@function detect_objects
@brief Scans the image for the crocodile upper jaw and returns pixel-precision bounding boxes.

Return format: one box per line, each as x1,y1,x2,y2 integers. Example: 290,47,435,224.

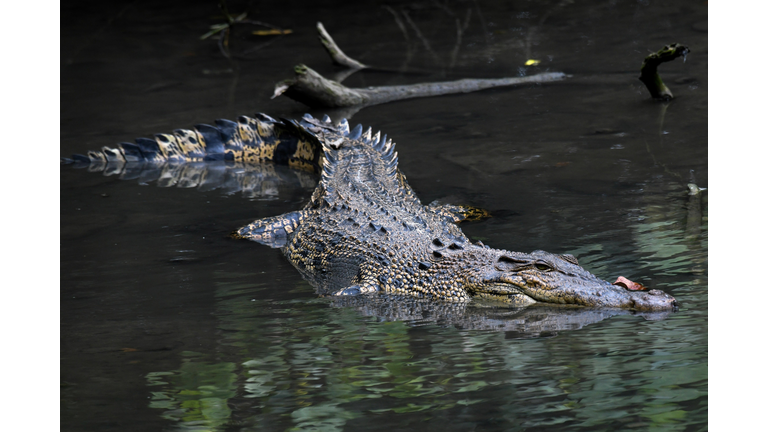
513,279,679,311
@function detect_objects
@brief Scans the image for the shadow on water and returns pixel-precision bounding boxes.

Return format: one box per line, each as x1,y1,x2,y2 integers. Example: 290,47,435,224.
61,0,706,431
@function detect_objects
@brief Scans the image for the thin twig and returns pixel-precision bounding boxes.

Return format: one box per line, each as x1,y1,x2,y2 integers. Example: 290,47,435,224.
383,5,410,43
449,9,472,68
382,6,414,73
239,35,285,56
401,9,443,67
218,26,230,59
472,0,490,43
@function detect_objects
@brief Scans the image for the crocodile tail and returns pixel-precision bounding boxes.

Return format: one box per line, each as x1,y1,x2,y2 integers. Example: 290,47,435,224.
67,113,324,173
233,210,308,248
302,115,418,209
313,116,399,179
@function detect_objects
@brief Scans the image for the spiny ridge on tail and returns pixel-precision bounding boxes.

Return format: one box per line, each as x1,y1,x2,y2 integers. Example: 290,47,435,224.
298,114,399,185
65,113,325,174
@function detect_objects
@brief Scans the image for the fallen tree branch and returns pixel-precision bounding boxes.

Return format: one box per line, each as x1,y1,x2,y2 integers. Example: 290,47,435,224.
639,43,690,100
316,22,368,69
315,20,462,80
273,64,567,108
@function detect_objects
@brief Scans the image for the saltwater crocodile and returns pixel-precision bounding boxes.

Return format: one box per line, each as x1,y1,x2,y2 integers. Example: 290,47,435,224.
66,113,677,311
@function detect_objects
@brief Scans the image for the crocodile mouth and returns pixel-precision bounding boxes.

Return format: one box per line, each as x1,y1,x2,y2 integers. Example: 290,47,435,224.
519,281,679,311
621,288,679,311
483,278,678,311
470,284,538,306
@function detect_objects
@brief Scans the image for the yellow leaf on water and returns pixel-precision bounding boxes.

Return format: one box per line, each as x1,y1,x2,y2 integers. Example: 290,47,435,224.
525,59,541,66
253,29,293,36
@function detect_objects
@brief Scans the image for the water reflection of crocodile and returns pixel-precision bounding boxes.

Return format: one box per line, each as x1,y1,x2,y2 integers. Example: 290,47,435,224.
330,294,672,336
65,113,677,312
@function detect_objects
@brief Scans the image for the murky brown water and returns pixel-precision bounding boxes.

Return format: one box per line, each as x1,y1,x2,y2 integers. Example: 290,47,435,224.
61,1,707,430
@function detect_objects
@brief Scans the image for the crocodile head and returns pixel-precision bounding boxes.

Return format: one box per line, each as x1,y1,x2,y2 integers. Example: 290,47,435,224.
466,248,677,311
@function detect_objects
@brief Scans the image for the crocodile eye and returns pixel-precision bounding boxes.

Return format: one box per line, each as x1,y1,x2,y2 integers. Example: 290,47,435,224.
535,262,552,271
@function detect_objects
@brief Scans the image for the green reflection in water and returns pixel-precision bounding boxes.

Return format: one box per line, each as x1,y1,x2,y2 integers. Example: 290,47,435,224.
146,292,706,431
147,352,237,431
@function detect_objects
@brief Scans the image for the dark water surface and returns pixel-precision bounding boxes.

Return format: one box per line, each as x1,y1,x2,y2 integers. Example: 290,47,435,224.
61,1,707,430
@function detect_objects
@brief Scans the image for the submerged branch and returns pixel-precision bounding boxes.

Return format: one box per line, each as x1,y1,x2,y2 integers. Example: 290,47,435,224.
639,43,690,100
273,64,567,108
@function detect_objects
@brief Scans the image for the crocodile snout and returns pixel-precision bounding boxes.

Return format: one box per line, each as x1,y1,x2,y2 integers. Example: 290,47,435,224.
628,288,678,311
